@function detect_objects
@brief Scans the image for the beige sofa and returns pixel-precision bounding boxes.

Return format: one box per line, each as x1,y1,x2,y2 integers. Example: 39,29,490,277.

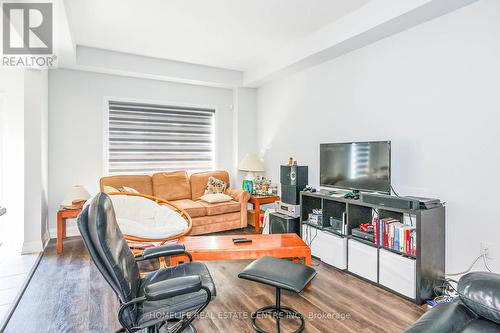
100,170,250,235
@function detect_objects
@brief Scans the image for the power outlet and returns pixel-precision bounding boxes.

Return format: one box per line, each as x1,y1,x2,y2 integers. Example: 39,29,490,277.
481,242,493,259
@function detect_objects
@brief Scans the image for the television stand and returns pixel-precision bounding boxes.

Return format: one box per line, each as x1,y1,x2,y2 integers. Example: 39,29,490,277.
300,189,445,305
325,189,344,196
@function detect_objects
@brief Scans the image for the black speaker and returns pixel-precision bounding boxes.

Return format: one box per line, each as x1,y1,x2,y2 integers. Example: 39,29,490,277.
280,165,308,187
281,184,301,205
361,193,420,210
269,212,300,236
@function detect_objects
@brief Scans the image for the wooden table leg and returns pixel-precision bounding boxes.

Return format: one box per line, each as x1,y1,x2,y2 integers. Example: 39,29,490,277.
254,201,261,233
57,212,64,255
304,254,312,266
159,257,167,269
169,255,189,267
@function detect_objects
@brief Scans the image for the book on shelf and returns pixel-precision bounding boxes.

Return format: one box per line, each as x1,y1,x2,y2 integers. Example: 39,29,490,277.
372,216,379,245
371,216,416,256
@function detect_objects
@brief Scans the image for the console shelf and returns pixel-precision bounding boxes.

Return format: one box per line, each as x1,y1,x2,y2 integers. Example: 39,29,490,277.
348,235,377,248
300,190,445,305
380,245,417,259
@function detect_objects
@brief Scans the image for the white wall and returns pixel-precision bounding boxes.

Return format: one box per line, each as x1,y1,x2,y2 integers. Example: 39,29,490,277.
233,87,258,186
23,69,49,253
75,46,244,88
0,68,48,254
48,69,235,236
0,69,25,253
257,0,500,274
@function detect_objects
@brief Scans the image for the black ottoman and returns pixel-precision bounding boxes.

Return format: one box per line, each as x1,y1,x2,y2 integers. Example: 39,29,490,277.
238,256,317,333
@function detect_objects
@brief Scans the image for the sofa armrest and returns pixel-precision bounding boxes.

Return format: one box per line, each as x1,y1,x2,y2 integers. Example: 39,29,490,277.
226,188,251,203
404,299,477,333
226,188,250,228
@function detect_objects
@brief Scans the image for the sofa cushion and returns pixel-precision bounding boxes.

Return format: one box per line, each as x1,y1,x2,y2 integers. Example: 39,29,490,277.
100,175,153,196
196,199,240,216
191,212,241,227
152,171,191,201
190,170,230,200
189,212,241,235
170,199,206,218
458,272,500,325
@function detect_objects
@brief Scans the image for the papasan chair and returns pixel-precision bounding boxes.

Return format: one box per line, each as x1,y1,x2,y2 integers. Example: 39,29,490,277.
106,192,192,256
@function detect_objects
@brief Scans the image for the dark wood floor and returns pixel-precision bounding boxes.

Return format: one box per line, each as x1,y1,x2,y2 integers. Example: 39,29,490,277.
5,235,423,333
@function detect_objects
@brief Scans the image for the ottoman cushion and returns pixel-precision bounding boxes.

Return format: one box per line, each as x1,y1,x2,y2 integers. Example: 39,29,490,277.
238,256,316,293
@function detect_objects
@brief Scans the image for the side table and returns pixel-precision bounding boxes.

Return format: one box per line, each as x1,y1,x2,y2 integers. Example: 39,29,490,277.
57,208,82,254
249,195,280,233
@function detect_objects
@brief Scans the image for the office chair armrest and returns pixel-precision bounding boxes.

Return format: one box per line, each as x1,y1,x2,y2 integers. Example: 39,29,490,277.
136,244,192,261
144,276,202,301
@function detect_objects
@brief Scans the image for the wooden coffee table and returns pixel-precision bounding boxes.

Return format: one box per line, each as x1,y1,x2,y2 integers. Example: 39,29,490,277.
171,233,311,267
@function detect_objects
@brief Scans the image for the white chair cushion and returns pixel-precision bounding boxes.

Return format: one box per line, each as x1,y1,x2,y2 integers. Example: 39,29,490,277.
110,195,188,239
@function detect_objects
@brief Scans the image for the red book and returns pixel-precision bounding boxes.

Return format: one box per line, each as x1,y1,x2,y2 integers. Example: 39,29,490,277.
373,217,379,245
405,229,411,254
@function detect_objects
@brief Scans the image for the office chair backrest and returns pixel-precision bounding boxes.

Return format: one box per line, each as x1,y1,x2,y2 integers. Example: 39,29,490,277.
78,193,140,328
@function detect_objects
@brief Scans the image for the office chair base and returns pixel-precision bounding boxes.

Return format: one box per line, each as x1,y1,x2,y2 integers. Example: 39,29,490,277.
157,323,196,333
185,323,196,333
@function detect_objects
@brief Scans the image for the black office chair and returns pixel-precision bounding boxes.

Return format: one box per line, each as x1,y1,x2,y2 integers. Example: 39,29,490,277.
77,193,216,333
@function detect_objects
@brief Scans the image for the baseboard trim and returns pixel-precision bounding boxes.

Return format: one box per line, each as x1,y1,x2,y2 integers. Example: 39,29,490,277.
42,232,50,250
21,240,43,254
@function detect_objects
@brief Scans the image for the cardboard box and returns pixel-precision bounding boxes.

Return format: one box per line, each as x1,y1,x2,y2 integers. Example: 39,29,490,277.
247,209,264,227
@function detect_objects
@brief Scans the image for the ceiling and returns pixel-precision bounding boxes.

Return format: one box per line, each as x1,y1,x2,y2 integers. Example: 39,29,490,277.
64,0,370,72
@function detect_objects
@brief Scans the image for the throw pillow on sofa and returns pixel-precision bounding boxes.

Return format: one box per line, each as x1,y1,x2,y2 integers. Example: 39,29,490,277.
121,186,139,193
200,193,233,203
103,185,139,194
103,185,119,193
204,176,227,194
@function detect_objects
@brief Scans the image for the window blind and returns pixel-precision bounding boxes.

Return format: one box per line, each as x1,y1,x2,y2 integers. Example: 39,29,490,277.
107,100,215,175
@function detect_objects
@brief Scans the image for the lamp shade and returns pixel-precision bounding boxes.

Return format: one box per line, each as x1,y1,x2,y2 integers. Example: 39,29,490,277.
61,185,91,206
238,153,265,172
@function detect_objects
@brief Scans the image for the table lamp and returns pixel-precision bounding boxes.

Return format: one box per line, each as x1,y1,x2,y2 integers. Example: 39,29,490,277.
61,185,91,209
238,153,265,180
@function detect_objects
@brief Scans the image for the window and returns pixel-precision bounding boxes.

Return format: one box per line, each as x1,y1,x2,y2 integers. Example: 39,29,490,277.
106,100,215,175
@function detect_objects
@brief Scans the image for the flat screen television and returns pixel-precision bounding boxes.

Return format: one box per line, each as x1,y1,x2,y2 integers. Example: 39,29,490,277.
320,141,391,193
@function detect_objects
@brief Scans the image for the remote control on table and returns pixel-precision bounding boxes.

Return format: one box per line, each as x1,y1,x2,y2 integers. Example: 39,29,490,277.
232,238,252,244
